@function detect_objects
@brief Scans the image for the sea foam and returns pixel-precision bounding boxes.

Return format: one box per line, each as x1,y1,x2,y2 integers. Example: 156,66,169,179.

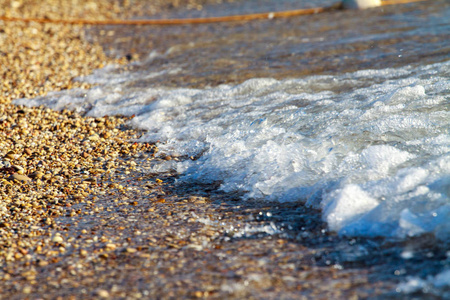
14,60,450,239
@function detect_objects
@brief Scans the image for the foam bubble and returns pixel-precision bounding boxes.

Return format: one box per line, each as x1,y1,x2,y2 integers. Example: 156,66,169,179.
322,184,379,231
397,269,450,294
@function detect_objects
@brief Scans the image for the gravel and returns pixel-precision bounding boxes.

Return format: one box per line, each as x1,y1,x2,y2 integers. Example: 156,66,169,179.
1,1,445,299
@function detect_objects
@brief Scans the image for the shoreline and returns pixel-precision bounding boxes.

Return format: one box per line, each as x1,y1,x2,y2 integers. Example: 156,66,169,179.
1,1,448,299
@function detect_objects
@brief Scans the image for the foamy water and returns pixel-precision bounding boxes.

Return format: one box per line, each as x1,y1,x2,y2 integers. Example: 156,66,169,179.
14,59,450,240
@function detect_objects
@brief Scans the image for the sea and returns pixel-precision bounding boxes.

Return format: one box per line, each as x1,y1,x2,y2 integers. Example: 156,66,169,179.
14,0,449,294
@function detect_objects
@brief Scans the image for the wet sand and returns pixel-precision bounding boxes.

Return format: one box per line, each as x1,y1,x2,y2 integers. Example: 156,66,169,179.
1,1,449,299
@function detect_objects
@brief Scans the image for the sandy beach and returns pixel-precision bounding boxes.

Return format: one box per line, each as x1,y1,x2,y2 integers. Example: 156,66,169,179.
1,1,449,299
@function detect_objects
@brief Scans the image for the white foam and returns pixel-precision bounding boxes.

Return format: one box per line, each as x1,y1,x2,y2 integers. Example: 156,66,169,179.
322,184,379,232
397,269,450,294
14,60,450,240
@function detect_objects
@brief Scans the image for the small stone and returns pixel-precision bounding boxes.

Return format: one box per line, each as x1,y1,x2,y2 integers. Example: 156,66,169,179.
22,286,32,294
194,291,203,298
9,173,32,183
105,243,117,250
52,235,63,243
96,289,110,298
1,160,11,168
87,134,100,141
106,243,116,250
4,151,16,160
38,260,49,267
0,222,10,228
12,165,25,174
29,171,44,179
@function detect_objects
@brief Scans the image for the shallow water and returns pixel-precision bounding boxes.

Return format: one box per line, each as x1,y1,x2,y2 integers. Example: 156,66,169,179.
86,0,450,87
14,0,450,295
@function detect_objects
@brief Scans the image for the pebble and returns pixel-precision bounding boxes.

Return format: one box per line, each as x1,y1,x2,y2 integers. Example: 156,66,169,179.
12,165,25,174
22,286,32,294
87,134,100,141
29,171,44,179
4,151,16,160
0,160,7,168
125,247,137,253
96,289,110,298
8,173,32,183
52,235,63,243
